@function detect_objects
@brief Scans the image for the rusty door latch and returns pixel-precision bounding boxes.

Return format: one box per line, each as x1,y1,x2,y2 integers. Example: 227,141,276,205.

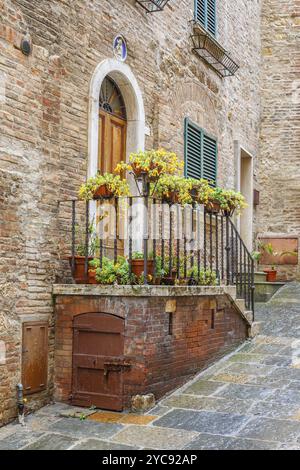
103,361,131,378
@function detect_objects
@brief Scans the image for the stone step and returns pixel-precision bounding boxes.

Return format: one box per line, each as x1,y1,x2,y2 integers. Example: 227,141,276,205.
235,298,246,312
254,281,285,303
243,310,254,323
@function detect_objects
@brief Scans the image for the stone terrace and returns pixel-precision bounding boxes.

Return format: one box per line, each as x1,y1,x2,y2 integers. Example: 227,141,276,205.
1,282,300,450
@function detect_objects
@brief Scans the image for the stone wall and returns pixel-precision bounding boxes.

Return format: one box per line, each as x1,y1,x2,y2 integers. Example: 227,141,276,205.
257,0,300,280
0,0,261,424
53,286,249,408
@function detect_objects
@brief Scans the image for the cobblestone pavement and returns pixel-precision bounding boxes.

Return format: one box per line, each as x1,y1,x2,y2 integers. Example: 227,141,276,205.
1,283,300,450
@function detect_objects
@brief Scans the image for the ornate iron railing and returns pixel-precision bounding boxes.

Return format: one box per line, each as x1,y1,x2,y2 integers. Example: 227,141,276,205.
136,0,171,13
59,196,254,316
190,21,239,78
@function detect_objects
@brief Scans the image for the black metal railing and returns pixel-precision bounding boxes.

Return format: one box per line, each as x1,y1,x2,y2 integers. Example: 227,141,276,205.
58,196,254,317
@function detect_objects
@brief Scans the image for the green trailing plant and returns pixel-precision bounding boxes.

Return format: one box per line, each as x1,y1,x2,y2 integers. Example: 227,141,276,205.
79,173,130,201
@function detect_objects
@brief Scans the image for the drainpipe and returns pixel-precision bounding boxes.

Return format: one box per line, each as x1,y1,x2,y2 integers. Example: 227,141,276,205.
16,383,25,426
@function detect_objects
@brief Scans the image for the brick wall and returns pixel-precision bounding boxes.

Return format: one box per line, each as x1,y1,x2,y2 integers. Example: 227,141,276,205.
54,292,248,408
257,0,300,280
0,0,261,423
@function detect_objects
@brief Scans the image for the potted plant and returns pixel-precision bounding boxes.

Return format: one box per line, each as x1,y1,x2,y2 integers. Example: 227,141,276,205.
95,256,131,285
188,178,214,206
114,149,183,191
220,189,247,216
78,173,130,201
130,251,155,278
152,175,192,205
206,188,247,216
187,267,217,286
205,187,223,214
69,222,99,284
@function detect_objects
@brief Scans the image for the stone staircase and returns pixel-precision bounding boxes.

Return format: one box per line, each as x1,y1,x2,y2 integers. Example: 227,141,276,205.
254,271,285,303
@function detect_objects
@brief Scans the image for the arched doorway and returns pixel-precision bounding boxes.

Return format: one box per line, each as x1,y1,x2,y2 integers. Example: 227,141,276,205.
88,58,145,179
98,76,127,173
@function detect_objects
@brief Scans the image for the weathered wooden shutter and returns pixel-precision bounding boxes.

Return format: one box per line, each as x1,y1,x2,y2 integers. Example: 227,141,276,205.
195,0,216,36
22,322,48,395
185,119,202,180
202,133,217,186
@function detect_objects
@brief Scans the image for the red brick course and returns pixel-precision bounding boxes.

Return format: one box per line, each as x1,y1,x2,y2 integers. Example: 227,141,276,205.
54,294,248,408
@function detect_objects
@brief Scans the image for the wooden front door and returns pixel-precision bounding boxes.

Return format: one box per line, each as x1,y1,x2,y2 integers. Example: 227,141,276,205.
72,313,126,411
98,76,127,173
99,111,127,174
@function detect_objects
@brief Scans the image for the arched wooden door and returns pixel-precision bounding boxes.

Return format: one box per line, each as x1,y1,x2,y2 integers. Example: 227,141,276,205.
98,77,127,257
71,313,126,411
98,76,127,173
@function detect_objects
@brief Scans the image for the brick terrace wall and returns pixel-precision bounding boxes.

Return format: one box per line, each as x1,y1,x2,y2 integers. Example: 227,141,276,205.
54,292,248,407
257,0,300,280
0,0,260,422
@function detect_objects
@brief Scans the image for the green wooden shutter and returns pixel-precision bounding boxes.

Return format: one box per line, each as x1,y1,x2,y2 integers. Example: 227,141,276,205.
185,119,202,180
207,0,216,36
185,119,217,186
202,133,217,186
195,0,216,36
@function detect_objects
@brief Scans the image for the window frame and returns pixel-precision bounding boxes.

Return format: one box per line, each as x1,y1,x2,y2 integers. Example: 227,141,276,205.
184,117,218,186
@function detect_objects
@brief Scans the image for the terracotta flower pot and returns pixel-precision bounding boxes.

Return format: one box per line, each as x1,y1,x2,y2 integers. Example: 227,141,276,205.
88,269,98,284
264,269,277,282
161,270,177,286
69,256,93,284
205,200,221,214
131,259,154,278
93,184,113,199
163,191,180,205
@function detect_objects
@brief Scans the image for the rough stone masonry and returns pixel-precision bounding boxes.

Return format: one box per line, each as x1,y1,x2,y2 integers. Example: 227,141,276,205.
0,0,297,425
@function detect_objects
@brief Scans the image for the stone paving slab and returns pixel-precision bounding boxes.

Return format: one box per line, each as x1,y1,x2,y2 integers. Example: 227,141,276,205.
71,439,136,450
182,380,227,396
162,395,252,415
23,433,77,450
111,425,199,450
48,417,123,439
214,383,276,401
153,409,250,435
237,417,300,443
184,433,280,450
0,429,44,450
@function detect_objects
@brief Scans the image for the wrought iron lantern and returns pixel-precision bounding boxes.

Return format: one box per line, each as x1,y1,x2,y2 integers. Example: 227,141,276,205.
136,0,171,13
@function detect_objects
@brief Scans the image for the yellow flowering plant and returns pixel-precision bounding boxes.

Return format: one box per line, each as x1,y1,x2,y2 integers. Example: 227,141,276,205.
152,175,193,205
188,178,214,205
114,149,184,181
78,173,131,201
212,188,247,216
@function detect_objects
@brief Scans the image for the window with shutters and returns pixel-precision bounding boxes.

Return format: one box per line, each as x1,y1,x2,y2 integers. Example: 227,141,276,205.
195,0,217,36
184,118,217,186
